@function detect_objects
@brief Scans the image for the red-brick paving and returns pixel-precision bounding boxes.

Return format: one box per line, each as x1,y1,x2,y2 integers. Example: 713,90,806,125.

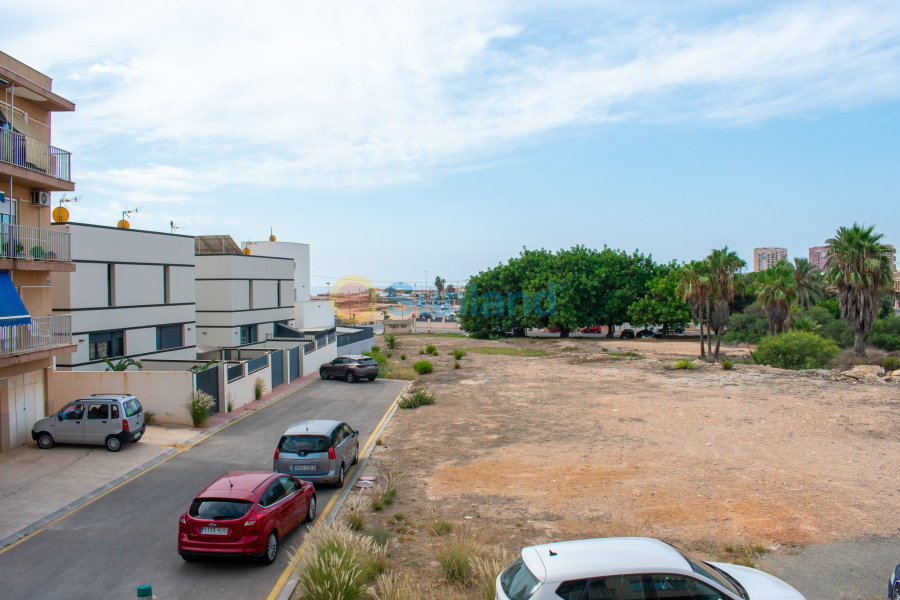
201,372,319,430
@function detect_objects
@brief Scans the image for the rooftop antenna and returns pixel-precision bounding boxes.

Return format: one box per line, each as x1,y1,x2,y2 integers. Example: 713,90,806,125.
53,194,82,223
118,206,142,229
170,220,187,234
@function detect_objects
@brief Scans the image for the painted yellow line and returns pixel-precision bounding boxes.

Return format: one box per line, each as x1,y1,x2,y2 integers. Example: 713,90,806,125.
264,383,408,600
0,377,318,556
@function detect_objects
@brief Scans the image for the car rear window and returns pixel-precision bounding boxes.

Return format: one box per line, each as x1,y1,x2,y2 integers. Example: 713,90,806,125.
500,557,541,600
189,499,252,520
278,435,331,454
357,358,378,365
123,398,142,417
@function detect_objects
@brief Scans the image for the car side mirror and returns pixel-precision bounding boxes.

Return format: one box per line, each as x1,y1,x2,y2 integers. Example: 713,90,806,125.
353,430,359,437
57,413,64,421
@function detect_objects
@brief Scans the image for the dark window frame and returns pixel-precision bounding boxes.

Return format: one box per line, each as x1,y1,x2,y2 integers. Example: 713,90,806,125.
156,324,183,351
89,330,124,360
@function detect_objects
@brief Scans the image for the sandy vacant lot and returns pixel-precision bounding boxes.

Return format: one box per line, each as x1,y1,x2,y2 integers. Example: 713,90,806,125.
348,334,899,596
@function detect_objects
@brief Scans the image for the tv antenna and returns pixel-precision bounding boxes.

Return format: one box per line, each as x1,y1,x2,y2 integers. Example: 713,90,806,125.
53,194,83,223
170,221,187,234
118,206,143,229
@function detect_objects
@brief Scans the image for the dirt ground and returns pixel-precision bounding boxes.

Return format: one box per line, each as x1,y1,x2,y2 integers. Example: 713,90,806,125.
347,334,900,597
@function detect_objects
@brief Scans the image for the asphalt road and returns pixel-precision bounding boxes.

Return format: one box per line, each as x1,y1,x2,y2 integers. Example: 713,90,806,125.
0,378,406,600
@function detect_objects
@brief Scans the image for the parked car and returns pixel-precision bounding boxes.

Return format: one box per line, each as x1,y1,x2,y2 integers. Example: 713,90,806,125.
619,328,635,339
319,355,379,382
31,394,145,452
581,325,603,334
890,564,900,600
636,328,654,338
496,537,805,600
178,471,316,565
653,325,686,338
273,419,359,488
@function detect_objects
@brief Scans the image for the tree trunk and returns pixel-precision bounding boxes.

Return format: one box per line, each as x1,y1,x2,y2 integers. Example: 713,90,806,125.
705,303,712,359
769,318,775,336
699,317,706,360
606,323,615,338
853,331,866,357
560,329,570,338
714,327,722,360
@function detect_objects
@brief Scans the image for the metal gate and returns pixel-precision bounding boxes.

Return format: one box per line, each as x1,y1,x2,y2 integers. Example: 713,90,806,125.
288,346,300,381
194,366,220,415
270,349,284,388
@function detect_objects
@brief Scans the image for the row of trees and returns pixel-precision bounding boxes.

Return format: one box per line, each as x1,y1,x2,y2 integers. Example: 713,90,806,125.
458,223,896,359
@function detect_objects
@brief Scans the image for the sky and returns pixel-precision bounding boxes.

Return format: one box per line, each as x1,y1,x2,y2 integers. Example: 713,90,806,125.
4,0,899,291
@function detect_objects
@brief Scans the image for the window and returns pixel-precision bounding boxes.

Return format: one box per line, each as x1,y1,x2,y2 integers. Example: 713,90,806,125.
676,550,743,598
123,398,143,417
259,480,285,507
189,499,252,520
279,476,299,496
648,575,725,600
163,266,171,304
240,325,257,345
89,331,124,360
278,435,330,455
156,325,183,350
87,404,109,420
342,424,355,440
111,404,119,419
248,280,254,310
587,576,650,599
500,558,542,600
107,264,116,306
277,281,282,307
58,404,84,420
555,580,588,600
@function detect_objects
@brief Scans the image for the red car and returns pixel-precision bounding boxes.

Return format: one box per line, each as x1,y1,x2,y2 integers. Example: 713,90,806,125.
581,325,603,334
178,471,316,564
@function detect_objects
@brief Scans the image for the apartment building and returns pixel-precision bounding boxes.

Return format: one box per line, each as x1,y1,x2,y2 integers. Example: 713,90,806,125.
0,53,76,452
808,246,829,272
885,245,897,274
50,223,197,370
753,247,787,272
195,236,295,347
240,238,334,329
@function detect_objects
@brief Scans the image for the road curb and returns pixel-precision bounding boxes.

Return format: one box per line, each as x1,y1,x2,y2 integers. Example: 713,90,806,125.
0,376,318,553
271,381,411,600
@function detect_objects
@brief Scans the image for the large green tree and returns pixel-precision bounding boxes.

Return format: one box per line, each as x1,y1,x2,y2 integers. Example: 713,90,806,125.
825,223,895,356
755,261,797,335
791,257,825,308
707,247,747,360
627,263,692,336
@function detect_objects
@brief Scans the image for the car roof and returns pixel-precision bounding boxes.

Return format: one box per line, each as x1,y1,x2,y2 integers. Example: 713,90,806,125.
283,419,342,436
339,355,368,359
196,471,277,501
523,538,691,583
80,394,136,401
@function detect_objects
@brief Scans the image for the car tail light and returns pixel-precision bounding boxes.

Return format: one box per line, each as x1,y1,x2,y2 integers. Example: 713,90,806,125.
122,419,129,431
273,448,279,460
244,514,259,530
179,516,186,526
328,446,336,459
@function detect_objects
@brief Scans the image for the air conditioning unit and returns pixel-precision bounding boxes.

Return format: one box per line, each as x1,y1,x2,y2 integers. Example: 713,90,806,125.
32,191,51,207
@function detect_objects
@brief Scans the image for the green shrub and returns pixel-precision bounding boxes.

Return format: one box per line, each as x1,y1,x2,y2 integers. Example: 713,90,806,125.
720,360,734,370
400,354,407,360
818,297,841,319
372,497,384,511
425,344,437,355
144,411,156,426
882,356,900,372
430,520,453,536
413,360,433,375
392,513,404,522
488,333,502,341
868,315,900,352
294,524,387,600
419,349,425,355
435,535,477,583
453,349,465,360
384,335,401,349
254,376,268,400
409,389,435,405
751,331,840,370
454,361,460,369
397,396,419,409
370,528,391,547
721,303,769,344
665,359,698,370
371,345,381,353
386,351,393,358
347,512,365,531
821,318,854,348
184,391,216,427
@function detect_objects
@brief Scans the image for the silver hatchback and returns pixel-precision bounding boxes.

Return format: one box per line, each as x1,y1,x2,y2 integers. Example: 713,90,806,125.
31,394,146,452
273,420,359,488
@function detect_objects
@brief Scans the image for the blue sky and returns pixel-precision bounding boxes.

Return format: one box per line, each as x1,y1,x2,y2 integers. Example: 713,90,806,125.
5,0,899,290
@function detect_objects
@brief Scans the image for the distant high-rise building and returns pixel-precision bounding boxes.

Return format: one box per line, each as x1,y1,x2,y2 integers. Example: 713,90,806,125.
885,244,897,273
753,247,787,272
809,246,829,272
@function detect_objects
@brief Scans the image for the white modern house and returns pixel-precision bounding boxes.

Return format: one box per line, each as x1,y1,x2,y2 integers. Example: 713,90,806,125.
240,238,334,329
50,223,197,370
195,236,295,347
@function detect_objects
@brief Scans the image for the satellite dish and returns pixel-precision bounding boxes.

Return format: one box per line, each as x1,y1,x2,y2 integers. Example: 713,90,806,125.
243,247,251,255
117,220,130,229
53,206,69,223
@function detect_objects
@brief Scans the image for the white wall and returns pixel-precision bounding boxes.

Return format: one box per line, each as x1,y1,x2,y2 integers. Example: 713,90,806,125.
294,300,335,329
240,240,311,302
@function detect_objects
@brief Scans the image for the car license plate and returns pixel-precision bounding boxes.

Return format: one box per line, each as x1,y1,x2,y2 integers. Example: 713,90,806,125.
200,527,228,535
292,464,315,471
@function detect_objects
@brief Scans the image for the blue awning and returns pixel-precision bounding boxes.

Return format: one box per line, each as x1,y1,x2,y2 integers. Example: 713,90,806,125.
0,271,31,326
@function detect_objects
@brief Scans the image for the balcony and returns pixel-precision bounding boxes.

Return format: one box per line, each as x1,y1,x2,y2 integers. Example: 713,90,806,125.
0,128,73,190
0,314,73,361
0,223,72,271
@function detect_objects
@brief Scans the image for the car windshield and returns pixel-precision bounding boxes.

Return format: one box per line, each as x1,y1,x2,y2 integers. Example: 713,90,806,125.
189,499,252,520
500,557,541,600
123,399,142,417
278,435,331,454
677,549,746,599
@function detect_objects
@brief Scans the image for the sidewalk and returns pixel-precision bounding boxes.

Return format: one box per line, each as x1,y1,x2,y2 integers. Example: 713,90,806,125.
0,372,319,549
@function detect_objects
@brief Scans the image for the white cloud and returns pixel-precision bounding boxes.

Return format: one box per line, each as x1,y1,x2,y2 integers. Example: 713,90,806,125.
6,0,900,194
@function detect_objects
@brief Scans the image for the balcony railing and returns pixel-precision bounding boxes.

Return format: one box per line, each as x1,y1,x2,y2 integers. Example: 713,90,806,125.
0,314,72,357
0,127,72,182
0,223,71,262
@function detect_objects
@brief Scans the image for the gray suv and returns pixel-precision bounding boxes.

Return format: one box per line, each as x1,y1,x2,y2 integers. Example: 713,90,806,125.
273,420,359,487
31,394,146,452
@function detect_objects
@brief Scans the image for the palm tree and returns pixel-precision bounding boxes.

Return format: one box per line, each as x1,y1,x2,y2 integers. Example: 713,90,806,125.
384,334,401,349
434,276,446,302
706,247,746,359
825,223,895,356
676,261,712,360
755,262,797,335
791,258,825,308
789,315,821,334
103,357,142,371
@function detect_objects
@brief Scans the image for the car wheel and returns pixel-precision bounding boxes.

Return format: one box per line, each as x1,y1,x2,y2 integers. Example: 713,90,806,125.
181,554,198,562
36,433,54,449
346,372,356,383
305,495,317,523
259,530,278,565
351,444,359,465
367,376,376,382
334,463,345,488
105,435,122,452
319,369,329,380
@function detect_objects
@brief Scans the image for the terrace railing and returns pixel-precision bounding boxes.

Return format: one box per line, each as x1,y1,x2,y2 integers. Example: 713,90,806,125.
0,223,71,262
0,314,72,357
0,128,72,181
